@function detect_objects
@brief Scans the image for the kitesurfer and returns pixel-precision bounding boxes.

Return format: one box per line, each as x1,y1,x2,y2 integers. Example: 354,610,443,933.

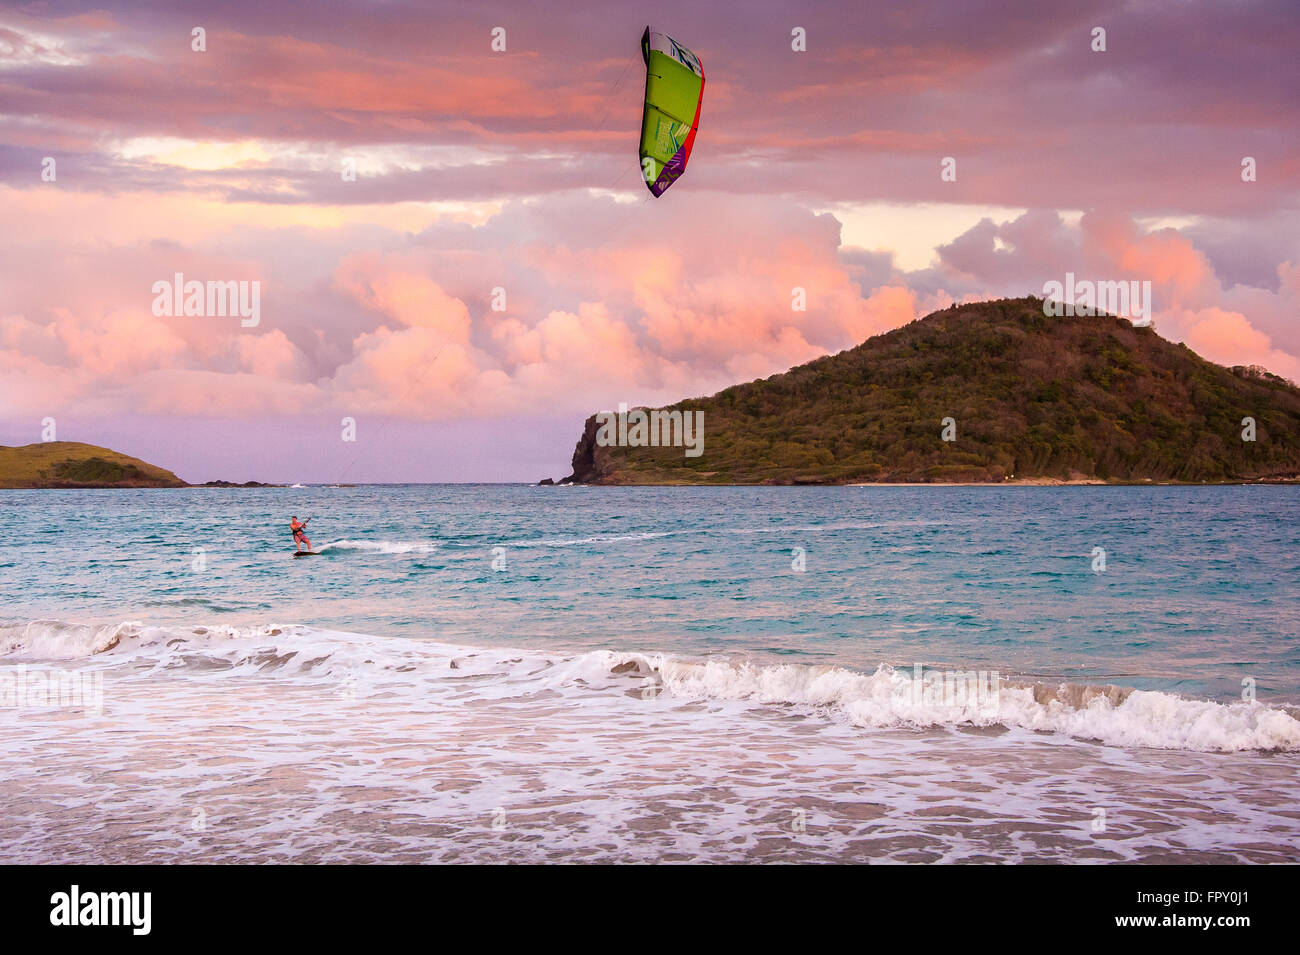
290,515,312,553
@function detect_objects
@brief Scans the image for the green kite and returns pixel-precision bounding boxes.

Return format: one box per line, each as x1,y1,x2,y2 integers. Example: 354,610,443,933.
639,26,705,197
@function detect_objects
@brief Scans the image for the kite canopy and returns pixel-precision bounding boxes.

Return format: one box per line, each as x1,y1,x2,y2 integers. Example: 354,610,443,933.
639,26,704,197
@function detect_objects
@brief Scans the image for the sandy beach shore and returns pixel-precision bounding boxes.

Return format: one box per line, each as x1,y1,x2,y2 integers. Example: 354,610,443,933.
4,627,1297,865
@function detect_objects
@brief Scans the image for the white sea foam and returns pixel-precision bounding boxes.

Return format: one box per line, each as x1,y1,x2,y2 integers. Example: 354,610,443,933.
2,618,1296,753
649,656,1300,752
3,618,1299,864
504,531,673,548
315,539,439,555
0,619,140,658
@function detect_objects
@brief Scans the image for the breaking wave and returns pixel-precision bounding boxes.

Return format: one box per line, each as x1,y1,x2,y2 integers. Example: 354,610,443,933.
3,618,1298,753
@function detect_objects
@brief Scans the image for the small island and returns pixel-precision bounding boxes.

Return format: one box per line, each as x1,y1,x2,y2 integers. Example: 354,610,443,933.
0,442,186,488
547,297,1300,485
0,441,280,489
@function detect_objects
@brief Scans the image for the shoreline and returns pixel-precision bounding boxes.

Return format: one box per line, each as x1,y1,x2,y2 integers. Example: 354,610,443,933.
3,624,1296,864
5,476,1300,489
542,477,1300,488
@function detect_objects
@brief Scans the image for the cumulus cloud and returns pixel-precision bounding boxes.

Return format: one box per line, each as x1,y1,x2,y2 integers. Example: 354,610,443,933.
2,189,1297,434
0,191,904,420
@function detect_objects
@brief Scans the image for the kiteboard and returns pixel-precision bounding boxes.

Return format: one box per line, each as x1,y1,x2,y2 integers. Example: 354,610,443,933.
292,551,320,558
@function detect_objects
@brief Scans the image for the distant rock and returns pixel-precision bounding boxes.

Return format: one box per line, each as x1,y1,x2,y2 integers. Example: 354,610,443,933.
197,480,281,488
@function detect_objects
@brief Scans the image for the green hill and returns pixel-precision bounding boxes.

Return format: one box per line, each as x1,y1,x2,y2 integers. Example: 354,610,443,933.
557,297,1300,485
0,442,187,488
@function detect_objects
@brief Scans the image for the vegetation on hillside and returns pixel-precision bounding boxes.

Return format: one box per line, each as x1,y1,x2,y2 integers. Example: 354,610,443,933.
0,442,187,488
560,297,1300,485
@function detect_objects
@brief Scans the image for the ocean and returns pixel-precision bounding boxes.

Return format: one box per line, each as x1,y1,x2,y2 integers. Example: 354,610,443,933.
2,484,1298,863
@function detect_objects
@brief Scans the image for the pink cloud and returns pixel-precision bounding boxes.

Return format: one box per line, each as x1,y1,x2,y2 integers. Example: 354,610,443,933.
235,328,308,379
1182,308,1300,382
0,190,1296,436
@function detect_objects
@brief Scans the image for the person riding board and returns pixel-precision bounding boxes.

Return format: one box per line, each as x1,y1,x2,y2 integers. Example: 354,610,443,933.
290,515,312,553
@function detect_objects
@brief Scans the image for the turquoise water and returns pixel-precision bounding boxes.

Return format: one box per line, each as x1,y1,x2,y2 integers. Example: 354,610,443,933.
3,484,1297,703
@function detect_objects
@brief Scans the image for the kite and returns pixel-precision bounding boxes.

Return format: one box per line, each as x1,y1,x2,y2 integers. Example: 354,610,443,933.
639,26,705,197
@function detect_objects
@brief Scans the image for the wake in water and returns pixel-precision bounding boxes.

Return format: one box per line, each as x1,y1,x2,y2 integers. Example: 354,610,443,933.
314,540,440,555
3,618,1297,753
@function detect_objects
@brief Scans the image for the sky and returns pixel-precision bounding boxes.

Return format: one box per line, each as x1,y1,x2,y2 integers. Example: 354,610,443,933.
1,0,1297,483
